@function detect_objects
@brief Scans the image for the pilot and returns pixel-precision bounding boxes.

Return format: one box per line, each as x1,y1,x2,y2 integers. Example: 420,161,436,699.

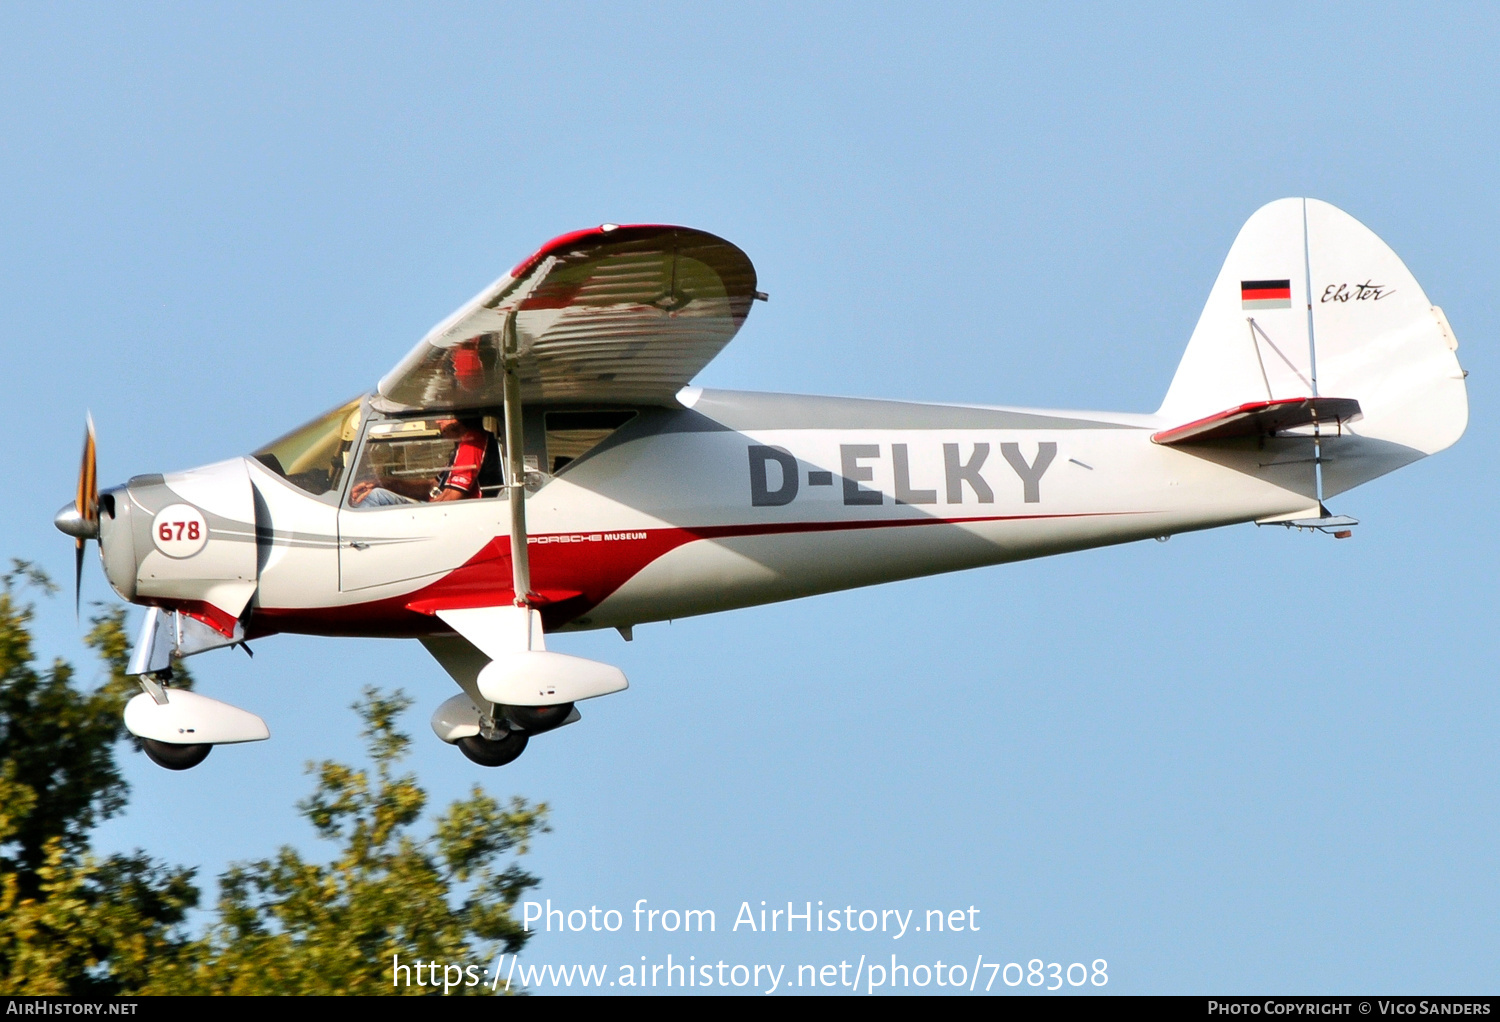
350,420,489,507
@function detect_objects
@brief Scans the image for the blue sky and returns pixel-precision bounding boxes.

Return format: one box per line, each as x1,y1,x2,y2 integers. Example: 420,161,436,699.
2,3,1497,994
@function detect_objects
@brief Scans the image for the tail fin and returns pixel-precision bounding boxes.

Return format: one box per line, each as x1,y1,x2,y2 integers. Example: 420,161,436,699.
1158,198,1467,496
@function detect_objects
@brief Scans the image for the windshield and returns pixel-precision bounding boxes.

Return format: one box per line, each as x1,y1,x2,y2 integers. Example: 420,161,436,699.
253,396,363,497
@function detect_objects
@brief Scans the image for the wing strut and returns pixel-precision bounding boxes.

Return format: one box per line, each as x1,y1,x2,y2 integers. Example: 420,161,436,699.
501,314,533,606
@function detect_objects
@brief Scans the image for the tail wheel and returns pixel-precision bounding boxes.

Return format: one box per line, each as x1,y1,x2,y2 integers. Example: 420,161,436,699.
457,729,529,767
141,739,212,771
503,702,575,735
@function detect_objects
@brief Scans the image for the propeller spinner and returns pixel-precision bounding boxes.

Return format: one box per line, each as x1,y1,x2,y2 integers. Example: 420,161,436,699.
52,414,99,614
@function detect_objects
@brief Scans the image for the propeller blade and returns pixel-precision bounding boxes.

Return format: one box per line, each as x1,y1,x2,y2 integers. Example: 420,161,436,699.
74,414,97,618
75,539,85,618
78,413,97,529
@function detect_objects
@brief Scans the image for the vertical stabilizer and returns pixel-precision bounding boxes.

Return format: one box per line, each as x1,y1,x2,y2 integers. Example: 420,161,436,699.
1158,199,1467,496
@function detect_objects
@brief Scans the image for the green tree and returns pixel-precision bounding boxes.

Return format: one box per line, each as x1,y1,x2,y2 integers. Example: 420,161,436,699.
144,688,548,994
0,564,129,886
0,561,552,990
0,564,550,994
0,563,198,995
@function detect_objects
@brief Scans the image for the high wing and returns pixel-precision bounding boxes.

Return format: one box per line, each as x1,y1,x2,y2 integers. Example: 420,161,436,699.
375,224,760,412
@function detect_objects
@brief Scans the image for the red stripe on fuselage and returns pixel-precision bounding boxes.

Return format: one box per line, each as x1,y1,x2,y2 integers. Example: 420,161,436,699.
246,511,1141,639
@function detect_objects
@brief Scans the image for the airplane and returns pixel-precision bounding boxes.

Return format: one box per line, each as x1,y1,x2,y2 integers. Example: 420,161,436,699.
53,198,1468,771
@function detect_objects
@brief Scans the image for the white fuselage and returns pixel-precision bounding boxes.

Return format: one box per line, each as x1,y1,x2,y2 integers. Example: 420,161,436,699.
236,388,1315,639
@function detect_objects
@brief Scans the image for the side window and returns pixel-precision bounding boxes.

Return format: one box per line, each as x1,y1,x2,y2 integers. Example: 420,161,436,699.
347,418,499,509
544,410,637,474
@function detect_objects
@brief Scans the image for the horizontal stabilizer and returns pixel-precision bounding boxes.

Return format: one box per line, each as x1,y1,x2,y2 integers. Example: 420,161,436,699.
1152,396,1361,446
1284,514,1358,529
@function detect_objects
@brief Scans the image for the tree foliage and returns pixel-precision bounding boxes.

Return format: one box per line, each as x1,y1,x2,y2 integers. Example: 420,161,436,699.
147,689,548,994
0,563,197,994
0,562,550,994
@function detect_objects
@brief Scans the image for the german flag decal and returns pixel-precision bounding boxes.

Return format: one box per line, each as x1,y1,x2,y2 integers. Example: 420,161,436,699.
1241,279,1293,310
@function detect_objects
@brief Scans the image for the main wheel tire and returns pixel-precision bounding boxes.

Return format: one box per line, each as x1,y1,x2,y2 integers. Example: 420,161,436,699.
503,702,575,735
457,729,529,767
141,739,212,771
